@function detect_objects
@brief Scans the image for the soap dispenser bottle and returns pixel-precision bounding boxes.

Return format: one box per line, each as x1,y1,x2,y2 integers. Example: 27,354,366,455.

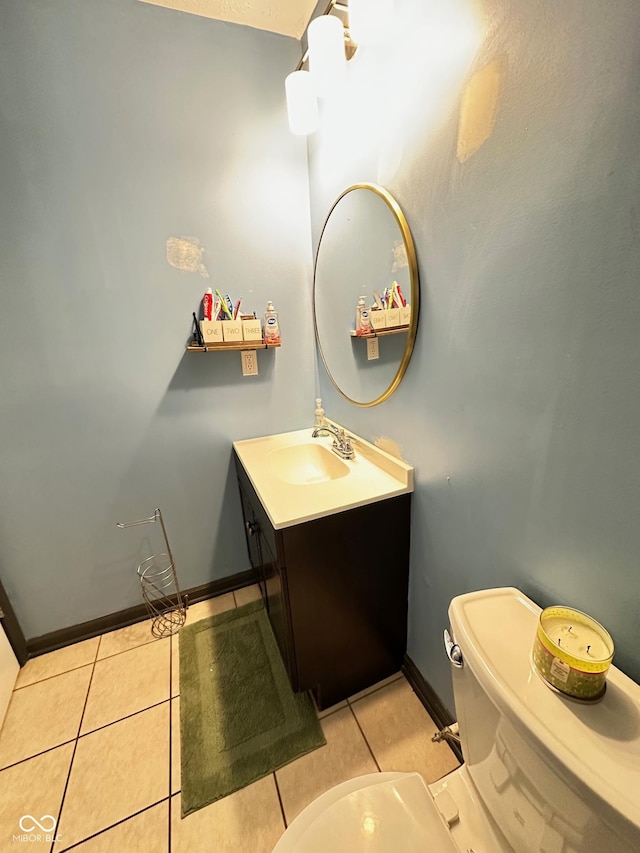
356,296,372,336
264,300,281,345
314,398,325,427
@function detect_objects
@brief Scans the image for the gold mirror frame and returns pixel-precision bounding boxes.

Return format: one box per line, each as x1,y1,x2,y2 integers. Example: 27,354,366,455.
313,182,420,407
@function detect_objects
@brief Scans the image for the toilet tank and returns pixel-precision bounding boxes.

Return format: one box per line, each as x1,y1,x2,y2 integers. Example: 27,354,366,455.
448,587,640,853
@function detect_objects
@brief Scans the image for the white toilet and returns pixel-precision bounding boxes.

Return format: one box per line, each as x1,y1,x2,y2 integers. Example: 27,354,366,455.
273,587,640,852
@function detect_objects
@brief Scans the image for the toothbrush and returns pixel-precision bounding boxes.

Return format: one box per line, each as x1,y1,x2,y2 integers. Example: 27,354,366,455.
225,293,235,319
215,289,233,319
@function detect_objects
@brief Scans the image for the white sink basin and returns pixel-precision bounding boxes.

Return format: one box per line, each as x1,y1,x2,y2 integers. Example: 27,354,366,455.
268,444,349,485
233,425,414,529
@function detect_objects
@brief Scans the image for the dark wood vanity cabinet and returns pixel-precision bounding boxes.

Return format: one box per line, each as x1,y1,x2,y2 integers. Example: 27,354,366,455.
235,451,411,709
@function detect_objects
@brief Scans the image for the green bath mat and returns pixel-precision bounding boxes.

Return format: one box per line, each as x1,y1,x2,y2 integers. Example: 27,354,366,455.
179,599,326,817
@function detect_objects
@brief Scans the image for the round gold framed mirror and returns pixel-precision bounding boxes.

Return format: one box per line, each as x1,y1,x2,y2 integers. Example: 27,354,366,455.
313,183,419,406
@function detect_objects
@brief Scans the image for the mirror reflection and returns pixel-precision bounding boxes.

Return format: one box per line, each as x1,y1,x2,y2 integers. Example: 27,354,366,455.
313,183,419,406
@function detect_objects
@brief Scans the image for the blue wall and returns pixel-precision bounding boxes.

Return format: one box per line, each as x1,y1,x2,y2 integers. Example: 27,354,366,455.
308,0,640,710
3,0,639,717
0,0,315,638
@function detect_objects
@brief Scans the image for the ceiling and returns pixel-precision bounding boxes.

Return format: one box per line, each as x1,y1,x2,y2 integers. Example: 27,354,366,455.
138,0,319,39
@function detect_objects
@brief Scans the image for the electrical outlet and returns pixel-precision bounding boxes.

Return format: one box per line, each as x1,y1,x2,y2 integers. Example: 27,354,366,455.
241,350,258,376
366,337,380,360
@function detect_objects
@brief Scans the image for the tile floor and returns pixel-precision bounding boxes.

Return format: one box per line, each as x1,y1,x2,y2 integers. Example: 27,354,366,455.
0,586,459,852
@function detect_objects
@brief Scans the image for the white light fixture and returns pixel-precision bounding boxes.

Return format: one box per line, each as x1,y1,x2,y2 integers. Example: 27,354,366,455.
348,0,394,46
284,1,365,136
285,70,319,135
307,13,346,99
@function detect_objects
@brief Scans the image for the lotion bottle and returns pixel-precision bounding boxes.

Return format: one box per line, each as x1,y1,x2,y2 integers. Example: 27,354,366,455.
264,301,281,344
356,296,372,335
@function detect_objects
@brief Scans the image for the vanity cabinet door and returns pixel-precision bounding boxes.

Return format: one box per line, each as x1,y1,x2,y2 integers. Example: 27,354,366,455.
235,454,297,686
237,480,266,602
260,537,297,691
281,494,411,709
238,482,261,570
235,457,282,564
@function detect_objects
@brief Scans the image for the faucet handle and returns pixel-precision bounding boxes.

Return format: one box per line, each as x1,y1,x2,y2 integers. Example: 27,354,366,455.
333,430,355,457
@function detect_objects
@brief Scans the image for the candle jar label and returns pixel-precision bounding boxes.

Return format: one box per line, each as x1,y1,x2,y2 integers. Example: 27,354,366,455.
532,640,608,699
550,657,570,684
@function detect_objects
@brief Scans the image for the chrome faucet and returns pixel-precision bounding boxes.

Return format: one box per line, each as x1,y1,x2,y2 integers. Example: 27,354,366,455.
311,424,355,460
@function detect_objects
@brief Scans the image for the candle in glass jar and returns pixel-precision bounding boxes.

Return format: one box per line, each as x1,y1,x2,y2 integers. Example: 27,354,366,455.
532,606,614,700
542,615,610,660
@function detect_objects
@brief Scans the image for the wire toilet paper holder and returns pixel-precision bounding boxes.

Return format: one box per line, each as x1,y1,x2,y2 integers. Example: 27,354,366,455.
116,508,187,638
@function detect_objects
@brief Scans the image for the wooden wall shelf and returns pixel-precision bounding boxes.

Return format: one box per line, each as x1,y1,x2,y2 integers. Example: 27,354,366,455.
350,326,409,339
187,341,281,352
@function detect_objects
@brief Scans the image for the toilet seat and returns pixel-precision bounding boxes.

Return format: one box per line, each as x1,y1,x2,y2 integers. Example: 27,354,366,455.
272,772,458,853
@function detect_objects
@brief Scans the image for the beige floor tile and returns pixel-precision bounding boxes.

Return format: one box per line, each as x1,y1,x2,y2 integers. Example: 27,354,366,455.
233,584,262,608
97,618,159,659
275,705,378,824
184,593,235,627
0,666,92,769
315,699,348,719
171,776,284,853
171,634,180,697
171,697,180,795
350,677,460,783
58,703,169,849
347,671,403,703
15,637,100,689
81,638,170,734
0,743,74,850
66,802,168,853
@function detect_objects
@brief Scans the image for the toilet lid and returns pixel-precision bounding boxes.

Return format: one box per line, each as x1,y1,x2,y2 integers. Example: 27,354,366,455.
274,773,458,853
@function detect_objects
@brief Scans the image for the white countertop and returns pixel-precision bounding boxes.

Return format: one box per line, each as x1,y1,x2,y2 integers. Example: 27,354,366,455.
233,424,414,529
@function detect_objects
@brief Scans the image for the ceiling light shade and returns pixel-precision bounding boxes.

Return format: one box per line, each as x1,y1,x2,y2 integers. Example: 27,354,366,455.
307,14,346,99
285,70,319,136
348,0,394,46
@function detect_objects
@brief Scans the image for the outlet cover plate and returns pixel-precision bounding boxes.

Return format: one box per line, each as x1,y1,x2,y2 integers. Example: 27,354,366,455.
241,350,259,376
367,338,380,360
